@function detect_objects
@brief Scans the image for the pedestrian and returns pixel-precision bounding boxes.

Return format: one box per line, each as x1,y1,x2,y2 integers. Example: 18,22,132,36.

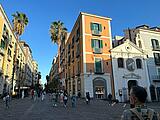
60,92,64,104
78,91,81,98
108,93,112,105
52,91,58,107
121,85,159,120
71,92,76,108
63,92,68,107
31,89,34,99
34,90,37,101
22,90,24,99
4,93,10,109
86,92,90,104
41,91,45,101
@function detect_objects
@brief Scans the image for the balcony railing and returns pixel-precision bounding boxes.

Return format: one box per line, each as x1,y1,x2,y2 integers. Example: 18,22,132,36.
3,30,9,39
93,48,102,54
0,48,5,55
153,47,160,51
92,30,101,36
95,69,104,74
152,75,160,82
7,55,12,62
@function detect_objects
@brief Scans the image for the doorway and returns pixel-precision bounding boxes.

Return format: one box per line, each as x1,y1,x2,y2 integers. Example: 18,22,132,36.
128,80,137,95
93,77,107,99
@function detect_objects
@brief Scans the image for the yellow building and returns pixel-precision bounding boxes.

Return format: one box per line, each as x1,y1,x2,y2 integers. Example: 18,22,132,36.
0,4,38,96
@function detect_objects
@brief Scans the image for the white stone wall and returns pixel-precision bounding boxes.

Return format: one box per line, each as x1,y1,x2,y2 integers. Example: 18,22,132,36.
83,73,111,98
111,41,151,102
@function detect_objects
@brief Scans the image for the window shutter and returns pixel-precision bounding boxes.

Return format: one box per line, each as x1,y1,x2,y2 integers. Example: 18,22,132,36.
99,24,102,32
91,23,94,30
91,39,94,48
100,40,103,48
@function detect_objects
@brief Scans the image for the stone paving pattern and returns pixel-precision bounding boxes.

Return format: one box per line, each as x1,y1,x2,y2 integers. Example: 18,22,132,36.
0,95,160,120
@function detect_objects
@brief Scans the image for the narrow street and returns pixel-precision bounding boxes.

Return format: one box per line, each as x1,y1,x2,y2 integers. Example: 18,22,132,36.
0,95,160,120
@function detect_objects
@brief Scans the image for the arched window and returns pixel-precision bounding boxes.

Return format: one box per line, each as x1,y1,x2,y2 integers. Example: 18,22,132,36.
138,40,142,48
136,59,142,69
117,58,124,68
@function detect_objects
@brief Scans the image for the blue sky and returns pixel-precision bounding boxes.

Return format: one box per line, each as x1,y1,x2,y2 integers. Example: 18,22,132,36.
0,0,160,84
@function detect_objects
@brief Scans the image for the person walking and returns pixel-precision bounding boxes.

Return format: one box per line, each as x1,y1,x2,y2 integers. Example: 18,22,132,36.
3,93,10,109
41,91,45,101
22,90,24,99
71,92,76,108
121,85,159,120
63,92,68,107
86,92,90,104
108,93,112,105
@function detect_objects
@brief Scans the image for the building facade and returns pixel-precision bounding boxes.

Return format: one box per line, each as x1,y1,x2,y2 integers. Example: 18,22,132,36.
0,4,38,96
50,12,113,99
111,40,151,102
124,25,160,101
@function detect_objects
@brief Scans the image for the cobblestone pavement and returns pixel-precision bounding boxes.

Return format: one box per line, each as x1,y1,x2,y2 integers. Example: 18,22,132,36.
0,95,160,120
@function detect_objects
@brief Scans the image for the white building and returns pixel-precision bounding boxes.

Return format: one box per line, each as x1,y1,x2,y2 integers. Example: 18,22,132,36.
111,40,151,102
124,25,160,101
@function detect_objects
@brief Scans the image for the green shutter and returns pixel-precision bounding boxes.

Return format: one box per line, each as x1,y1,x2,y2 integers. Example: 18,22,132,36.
100,40,103,48
91,23,94,30
99,24,102,32
91,39,94,48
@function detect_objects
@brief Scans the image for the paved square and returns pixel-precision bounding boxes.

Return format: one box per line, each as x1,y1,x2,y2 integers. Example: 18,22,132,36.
0,95,160,120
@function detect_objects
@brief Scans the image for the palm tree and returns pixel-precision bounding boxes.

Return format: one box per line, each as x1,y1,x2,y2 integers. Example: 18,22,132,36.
50,20,67,46
11,11,28,96
50,20,67,91
12,11,29,37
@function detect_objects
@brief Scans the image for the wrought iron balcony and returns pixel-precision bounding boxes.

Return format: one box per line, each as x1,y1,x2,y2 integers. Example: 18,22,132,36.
0,48,5,56
152,75,160,82
93,48,102,54
92,30,101,36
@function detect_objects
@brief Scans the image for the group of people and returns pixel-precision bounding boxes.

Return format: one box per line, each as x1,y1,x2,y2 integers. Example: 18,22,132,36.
50,90,91,108
30,89,46,101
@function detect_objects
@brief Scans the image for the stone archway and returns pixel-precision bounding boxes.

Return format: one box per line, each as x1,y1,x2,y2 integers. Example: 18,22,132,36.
93,77,107,99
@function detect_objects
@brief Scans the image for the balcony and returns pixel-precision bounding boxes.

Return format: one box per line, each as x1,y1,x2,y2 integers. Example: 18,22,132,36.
8,41,13,48
95,69,104,74
0,48,5,56
152,75,160,82
2,30,9,40
7,55,12,62
153,47,160,51
0,67,3,75
92,30,101,36
93,48,102,54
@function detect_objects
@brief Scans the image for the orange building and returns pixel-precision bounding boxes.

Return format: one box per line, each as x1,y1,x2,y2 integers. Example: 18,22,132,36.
54,12,113,99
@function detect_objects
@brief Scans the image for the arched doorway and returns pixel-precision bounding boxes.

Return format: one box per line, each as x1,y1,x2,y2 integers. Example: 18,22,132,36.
128,80,137,95
93,78,107,99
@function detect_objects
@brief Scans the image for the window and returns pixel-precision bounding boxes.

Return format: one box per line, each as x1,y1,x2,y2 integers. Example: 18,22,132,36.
72,36,74,47
72,51,74,59
117,58,124,68
136,59,142,69
76,27,80,41
154,53,160,65
1,39,5,49
68,44,70,54
90,23,102,35
151,39,160,50
76,43,80,57
91,39,103,53
8,48,11,57
138,40,142,48
95,58,103,73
